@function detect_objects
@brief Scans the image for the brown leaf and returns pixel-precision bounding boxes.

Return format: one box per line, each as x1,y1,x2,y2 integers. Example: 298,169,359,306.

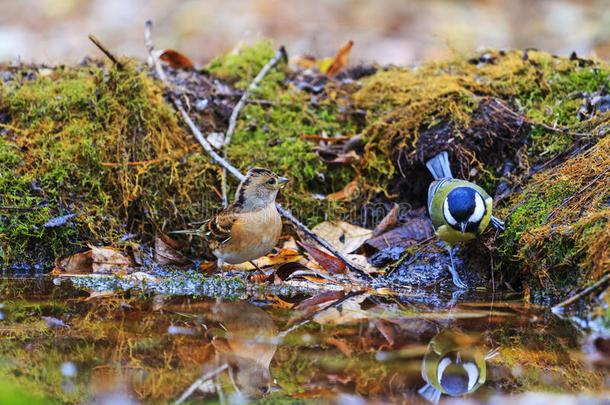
154,233,191,266
297,241,346,275
159,49,194,69
327,176,360,202
325,337,352,358
275,262,310,281
326,40,354,75
373,319,396,346
228,248,302,271
89,245,135,273
371,203,400,238
312,221,372,254
294,291,345,310
364,218,433,251
327,150,360,164
53,250,93,275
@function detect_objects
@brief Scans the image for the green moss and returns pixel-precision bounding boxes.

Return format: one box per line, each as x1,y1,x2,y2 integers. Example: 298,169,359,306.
498,135,610,291
0,61,223,267
207,40,285,95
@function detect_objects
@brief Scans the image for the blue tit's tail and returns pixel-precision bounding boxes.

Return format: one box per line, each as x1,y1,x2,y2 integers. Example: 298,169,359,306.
490,215,505,231
418,383,442,404
426,151,453,180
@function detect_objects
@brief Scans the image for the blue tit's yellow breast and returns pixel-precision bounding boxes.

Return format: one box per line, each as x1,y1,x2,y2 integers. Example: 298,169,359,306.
436,224,477,245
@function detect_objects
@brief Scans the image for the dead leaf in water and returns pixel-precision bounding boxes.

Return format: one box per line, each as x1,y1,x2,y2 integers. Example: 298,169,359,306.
294,291,346,310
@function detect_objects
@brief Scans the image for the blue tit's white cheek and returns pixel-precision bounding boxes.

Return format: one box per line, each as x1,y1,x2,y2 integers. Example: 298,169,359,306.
468,192,485,224
437,357,452,383
463,362,480,391
443,198,458,226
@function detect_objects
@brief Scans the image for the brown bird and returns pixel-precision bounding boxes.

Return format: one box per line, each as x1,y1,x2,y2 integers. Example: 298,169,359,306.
174,168,289,272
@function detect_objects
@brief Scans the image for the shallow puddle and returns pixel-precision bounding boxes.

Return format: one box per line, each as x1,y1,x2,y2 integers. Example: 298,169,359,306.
0,276,607,404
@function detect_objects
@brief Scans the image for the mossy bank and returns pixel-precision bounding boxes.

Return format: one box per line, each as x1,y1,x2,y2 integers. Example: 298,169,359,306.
1,42,608,297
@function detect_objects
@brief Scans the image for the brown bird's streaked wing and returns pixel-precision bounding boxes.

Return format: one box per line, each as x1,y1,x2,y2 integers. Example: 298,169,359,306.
203,213,237,245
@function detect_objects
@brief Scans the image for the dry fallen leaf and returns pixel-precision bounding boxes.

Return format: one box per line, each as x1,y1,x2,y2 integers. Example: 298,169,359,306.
229,248,302,271
53,250,93,275
364,218,433,251
154,233,191,266
326,40,354,75
327,176,360,202
89,245,135,273
159,49,194,69
290,54,317,70
297,241,346,275
312,221,372,254
319,150,360,165
371,203,400,238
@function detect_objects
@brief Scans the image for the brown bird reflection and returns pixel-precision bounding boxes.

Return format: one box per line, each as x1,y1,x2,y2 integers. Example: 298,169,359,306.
167,300,280,399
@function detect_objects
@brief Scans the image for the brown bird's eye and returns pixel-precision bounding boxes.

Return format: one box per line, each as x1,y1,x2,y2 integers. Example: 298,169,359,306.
267,178,276,185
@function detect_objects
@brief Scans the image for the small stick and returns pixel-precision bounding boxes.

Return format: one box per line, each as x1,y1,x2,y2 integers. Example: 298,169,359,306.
88,34,123,69
144,20,166,83
220,46,287,207
175,363,228,404
0,206,35,211
144,21,372,281
552,272,610,312
488,99,590,137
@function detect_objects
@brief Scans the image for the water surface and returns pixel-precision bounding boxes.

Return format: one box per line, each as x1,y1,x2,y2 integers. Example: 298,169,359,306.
0,276,607,404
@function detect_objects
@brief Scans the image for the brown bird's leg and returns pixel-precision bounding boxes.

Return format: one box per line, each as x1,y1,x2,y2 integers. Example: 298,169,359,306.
217,259,225,278
249,260,266,276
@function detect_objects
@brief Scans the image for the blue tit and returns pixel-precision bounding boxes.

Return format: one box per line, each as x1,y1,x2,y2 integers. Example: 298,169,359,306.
426,152,505,289
418,329,498,404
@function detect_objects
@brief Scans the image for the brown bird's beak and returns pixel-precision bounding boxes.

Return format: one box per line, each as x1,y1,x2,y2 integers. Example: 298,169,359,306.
278,177,290,187
460,222,467,234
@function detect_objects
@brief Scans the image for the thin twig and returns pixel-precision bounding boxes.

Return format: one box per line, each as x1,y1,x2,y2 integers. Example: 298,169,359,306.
144,20,166,83
548,167,610,219
0,206,35,211
488,99,590,137
144,21,372,281
220,46,287,207
552,272,610,312
88,34,123,69
175,363,228,404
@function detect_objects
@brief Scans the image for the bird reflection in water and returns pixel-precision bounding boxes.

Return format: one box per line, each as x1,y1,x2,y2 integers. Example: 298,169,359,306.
419,329,499,404
170,300,280,401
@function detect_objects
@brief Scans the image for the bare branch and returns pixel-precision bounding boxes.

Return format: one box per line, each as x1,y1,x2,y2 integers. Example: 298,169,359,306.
220,46,287,207
88,34,123,69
